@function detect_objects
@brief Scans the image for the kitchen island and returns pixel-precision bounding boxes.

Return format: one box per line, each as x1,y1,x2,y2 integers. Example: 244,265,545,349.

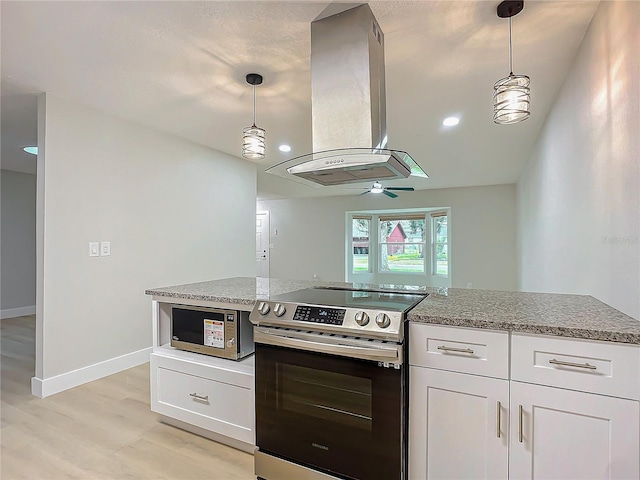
146,277,640,478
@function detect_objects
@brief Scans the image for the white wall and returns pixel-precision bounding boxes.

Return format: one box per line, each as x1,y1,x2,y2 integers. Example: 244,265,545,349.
36,94,256,388
1,170,37,316
259,184,517,291
518,1,639,319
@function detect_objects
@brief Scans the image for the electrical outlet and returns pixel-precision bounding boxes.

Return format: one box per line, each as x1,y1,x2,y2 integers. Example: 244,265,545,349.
467,282,473,289
100,241,111,256
89,242,99,257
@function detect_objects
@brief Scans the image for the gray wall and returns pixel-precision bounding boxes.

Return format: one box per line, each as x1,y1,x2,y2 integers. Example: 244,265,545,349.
259,184,518,291
1,170,36,314
518,1,639,319
36,94,257,379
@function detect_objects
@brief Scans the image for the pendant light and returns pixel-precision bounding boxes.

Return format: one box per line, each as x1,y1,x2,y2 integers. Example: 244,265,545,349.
242,73,266,159
493,1,530,125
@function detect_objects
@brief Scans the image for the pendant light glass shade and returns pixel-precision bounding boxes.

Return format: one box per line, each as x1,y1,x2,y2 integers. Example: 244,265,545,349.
242,73,266,160
493,74,530,124
493,1,530,125
242,125,266,159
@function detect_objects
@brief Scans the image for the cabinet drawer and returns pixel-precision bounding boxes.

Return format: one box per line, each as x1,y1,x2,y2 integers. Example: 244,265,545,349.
150,353,254,444
409,323,509,379
511,333,640,400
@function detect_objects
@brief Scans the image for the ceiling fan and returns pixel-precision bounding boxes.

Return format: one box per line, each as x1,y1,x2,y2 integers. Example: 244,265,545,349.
355,181,415,198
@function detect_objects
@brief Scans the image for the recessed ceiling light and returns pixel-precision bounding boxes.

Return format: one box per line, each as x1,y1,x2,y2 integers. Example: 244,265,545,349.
442,117,460,127
23,146,38,155
279,144,291,152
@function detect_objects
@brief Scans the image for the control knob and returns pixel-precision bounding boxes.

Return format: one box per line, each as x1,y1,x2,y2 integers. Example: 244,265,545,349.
227,337,235,348
375,312,391,329
257,302,270,315
354,311,370,326
273,303,286,317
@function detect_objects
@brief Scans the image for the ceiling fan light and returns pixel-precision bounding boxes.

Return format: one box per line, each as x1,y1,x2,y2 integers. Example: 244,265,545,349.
493,74,530,124
371,182,384,194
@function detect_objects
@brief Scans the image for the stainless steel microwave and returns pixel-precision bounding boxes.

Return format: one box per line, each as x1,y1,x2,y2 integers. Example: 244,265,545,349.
171,305,254,360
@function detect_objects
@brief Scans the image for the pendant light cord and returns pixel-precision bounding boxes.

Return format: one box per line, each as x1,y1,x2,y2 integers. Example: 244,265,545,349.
252,84,257,127
508,16,513,75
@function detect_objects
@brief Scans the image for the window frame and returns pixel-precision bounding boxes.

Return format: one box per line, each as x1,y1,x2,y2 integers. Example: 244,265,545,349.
350,215,372,275
431,212,449,278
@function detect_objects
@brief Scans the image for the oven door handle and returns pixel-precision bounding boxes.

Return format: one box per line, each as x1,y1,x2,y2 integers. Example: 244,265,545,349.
254,328,402,363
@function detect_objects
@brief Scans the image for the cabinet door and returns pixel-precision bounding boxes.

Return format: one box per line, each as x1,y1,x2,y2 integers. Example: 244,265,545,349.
509,381,640,480
409,367,509,480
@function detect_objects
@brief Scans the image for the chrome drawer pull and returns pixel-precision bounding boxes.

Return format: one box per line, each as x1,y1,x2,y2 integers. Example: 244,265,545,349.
189,392,209,401
496,401,501,438
437,345,474,354
518,405,524,443
549,359,597,370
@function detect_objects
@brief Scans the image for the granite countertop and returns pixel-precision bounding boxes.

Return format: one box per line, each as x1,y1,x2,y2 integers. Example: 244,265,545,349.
145,277,640,345
409,289,640,344
145,277,435,305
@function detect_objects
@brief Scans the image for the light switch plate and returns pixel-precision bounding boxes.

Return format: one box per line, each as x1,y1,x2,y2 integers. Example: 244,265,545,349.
89,242,99,257
100,241,111,256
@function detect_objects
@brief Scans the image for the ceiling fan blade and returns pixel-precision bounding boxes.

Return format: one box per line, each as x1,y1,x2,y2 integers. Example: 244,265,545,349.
358,190,371,196
386,187,415,191
383,190,398,198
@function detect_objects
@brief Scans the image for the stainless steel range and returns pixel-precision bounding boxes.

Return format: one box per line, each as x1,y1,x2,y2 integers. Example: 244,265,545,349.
250,286,427,480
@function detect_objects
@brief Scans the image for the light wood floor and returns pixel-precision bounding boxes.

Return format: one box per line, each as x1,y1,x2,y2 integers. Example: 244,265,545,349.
1,315,255,479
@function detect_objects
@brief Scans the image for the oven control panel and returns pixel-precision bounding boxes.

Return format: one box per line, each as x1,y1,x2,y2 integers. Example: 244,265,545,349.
251,301,406,342
293,306,345,325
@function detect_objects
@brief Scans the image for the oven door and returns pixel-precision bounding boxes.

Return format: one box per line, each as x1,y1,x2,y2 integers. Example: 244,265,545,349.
255,329,405,480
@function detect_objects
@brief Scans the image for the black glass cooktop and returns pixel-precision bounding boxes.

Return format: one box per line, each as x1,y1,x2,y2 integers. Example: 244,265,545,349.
269,287,427,313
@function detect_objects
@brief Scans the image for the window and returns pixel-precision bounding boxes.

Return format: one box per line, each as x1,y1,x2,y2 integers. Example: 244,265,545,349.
431,212,448,276
352,216,371,273
379,215,426,274
348,210,450,282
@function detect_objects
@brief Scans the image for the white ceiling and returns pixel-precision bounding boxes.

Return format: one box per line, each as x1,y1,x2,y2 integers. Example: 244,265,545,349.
1,1,599,199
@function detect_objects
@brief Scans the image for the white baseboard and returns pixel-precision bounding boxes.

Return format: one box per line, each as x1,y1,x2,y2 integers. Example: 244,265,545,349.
31,346,152,398
1,305,36,319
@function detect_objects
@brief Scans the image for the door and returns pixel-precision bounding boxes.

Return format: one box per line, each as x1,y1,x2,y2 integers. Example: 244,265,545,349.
509,381,640,480
409,367,509,480
256,212,269,278
255,343,405,480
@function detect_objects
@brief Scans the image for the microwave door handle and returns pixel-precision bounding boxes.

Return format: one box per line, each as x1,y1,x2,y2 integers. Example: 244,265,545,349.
254,329,400,363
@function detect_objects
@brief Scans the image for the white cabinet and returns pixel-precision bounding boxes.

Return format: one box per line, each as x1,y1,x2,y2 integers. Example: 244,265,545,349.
509,381,639,480
409,325,640,480
509,333,640,480
409,367,509,480
409,323,510,480
149,299,255,452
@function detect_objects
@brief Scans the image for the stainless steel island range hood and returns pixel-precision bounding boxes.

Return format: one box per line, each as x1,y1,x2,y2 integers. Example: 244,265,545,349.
266,4,427,187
